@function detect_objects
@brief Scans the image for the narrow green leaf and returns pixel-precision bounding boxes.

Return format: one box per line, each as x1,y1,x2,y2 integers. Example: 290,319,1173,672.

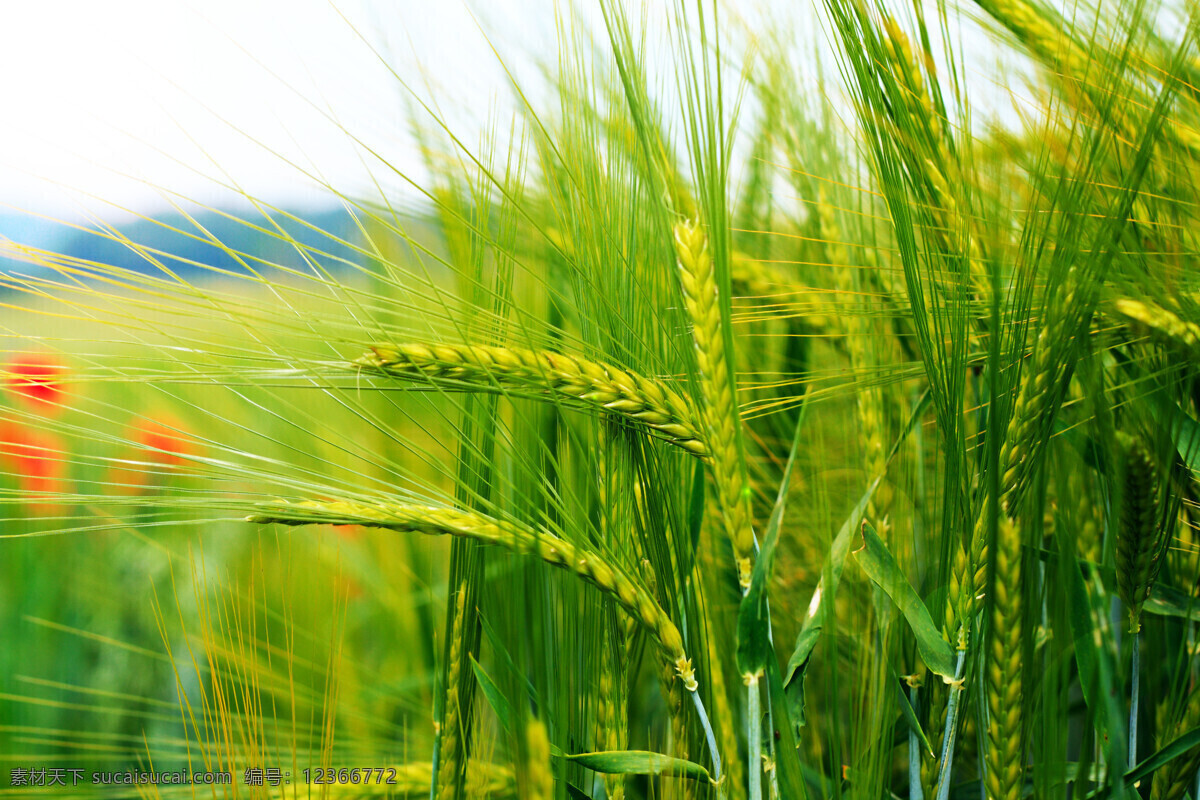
737,395,808,677
764,640,809,800
1150,389,1200,471
1065,551,1128,791
565,783,591,800
469,654,512,733
854,521,955,679
1145,583,1200,621
892,669,935,758
783,390,931,727
735,398,809,798
1085,726,1200,799
782,477,878,727
564,751,713,784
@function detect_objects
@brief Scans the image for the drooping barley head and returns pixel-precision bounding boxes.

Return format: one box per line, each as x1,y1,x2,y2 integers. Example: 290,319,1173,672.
357,343,708,457
250,499,698,690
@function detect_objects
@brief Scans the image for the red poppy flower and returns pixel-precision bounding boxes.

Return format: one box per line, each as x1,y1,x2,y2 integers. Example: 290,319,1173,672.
0,421,70,510
6,354,68,412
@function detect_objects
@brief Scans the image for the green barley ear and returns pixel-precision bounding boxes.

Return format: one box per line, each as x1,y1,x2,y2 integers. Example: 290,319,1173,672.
594,625,627,800
984,515,1025,800
997,268,1083,511
525,719,553,800
356,343,708,457
249,500,699,691
435,586,469,800
1150,681,1200,800
1116,432,1166,633
674,218,754,589
970,0,1155,147
972,0,1092,89
1114,298,1200,362
661,649,692,775
730,251,786,300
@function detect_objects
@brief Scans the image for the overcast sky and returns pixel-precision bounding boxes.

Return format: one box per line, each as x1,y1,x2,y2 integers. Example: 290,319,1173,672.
0,0,1023,224
0,0,568,220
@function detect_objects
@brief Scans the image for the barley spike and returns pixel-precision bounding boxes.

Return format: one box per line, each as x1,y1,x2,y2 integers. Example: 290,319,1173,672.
525,720,553,800
984,515,1024,800
249,499,698,690
595,626,627,800
357,342,708,457
1116,432,1165,633
1150,683,1200,800
435,586,468,800
674,218,755,588
1114,298,1200,361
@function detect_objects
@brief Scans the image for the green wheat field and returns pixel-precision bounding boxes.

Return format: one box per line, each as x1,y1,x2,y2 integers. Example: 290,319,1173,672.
2,0,1200,798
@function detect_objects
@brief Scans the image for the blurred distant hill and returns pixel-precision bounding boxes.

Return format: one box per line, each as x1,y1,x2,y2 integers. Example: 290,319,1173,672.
0,208,440,281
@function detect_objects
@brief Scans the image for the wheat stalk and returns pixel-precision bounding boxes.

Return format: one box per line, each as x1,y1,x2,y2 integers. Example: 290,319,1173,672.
356,343,708,457
823,196,898,538
940,270,1082,674
927,500,989,797
966,271,1089,798
1114,430,1166,763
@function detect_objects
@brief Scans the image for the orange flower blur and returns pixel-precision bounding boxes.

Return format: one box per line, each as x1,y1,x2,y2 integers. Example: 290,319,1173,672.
132,417,198,468
6,354,68,413
110,415,202,494
0,421,70,510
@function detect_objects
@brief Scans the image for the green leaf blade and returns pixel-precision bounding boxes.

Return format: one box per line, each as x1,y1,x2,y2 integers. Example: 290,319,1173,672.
853,521,955,679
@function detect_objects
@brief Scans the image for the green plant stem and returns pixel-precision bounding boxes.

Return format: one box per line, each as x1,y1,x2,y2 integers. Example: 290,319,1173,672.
429,737,441,800
1129,632,1140,765
934,651,967,800
764,679,779,800
910,684,924,800
747,677,762,799
751,534,780,799
691,690,722,783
